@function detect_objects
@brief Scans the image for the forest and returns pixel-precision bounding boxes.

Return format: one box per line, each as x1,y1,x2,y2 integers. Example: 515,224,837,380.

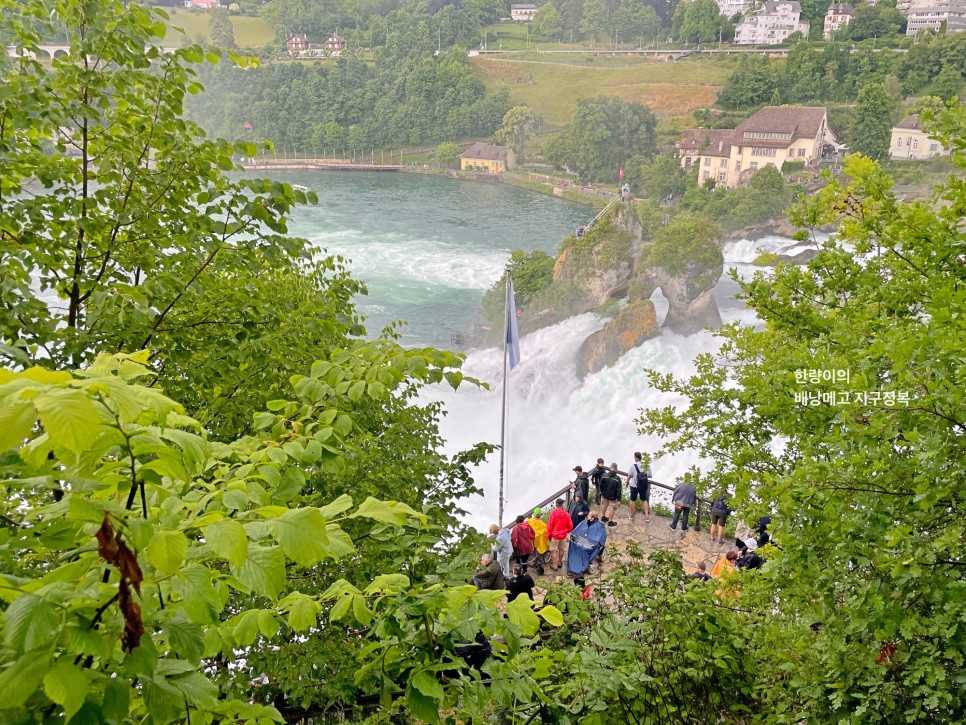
1,1,965,724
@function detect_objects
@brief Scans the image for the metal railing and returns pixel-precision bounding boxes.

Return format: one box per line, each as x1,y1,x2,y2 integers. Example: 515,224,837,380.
514,471,714,531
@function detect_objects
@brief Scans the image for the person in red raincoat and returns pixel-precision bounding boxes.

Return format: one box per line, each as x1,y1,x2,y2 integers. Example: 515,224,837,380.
511,514,535,569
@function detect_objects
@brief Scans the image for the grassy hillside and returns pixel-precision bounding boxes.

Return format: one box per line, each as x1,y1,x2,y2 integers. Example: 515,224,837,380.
472,54,736,127
163,9,275,49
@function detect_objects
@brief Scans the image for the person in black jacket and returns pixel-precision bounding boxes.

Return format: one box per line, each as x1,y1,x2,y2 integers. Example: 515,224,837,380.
569,493,590,528
571,465,590,503
589,458,606,505
599,463,623,526
506,564,535,602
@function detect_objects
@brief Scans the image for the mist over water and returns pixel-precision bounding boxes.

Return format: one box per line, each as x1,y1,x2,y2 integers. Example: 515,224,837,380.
276,171,812,529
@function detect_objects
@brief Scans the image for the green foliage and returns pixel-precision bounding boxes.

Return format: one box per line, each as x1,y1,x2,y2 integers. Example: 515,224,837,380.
494,105,540,158
613,0,661,42
627,154,689,202
531,3,563,39
209,9,236,48
849,82,897,160
841,4,907,41
434,141,461,168
680,168,799,233
637,106,966,721
544,96,657,181
481,250,557,326
676,0,731,44
646,214,723,284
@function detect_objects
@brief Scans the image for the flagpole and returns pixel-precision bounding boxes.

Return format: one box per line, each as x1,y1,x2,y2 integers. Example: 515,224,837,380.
498,277,509,528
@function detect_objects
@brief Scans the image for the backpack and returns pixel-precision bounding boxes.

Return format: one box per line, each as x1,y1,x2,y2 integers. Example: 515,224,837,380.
633,463,648,488
712,495,731,515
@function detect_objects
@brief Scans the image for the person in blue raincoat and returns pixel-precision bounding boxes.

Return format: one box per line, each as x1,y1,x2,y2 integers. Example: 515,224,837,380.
567,511,607,577
489,523,512,577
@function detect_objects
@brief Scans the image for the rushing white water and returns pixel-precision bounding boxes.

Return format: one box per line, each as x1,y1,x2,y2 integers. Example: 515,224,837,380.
426,235,817,529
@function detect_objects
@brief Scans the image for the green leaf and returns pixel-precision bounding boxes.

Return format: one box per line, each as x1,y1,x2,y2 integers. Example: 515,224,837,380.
282,593,319,632
411,668,445,700
163,615,205,665
267,508,329,566
169,671,218,709
350,497,427,527
329,592,352,622
0,398,37,452
257,610,279,639
4,593,61,651
406,682,440,724
324,524,355,558
43,662,89,722
233,544,285,600
101,679,130,724
352,595,373,626
33,387,101,454
147,530,190,575
0,649,51,708
347,380,366,402
506,595,542,637
203,518,248,568
319,493,353,519
537,604,564,628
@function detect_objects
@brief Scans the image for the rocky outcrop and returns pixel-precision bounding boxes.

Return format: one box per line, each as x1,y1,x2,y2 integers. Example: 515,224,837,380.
644,263,722,336
754,248,819,266
576,299,658,379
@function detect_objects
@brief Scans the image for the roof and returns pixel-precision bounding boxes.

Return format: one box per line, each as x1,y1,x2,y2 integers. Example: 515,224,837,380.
325,34,346,42
735,106,827,141
511,4,538,8
763,0,802,10
676,129,733,152
826,3,854,13
460,142,512,161
893,115,924,131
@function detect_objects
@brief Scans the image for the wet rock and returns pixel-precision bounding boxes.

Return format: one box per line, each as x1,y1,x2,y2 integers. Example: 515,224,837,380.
576,299,658,379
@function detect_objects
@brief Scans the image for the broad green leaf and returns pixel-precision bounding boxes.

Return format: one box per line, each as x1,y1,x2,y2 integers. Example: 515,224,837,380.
43,662,88,722
147,530,190,575
349,497,427,527
347,380,365,402
406,682,440,724
352,595,373,626
324,524,355,558
0,649,51,708
203,518,248,568
163,616,205,665
3,592,61,651
319,493,353,519
169,671,218,709
267,508,329,566
20,366,72,384
232,610,261,647
329,593,352,622
411,668,445,700
233,544,285,600
0,399,37,452
283,593,319,632
33,387,101,454
506,595,541,637
537,604,564,628
101,679,130,723
364,574,410,595
257,610,279,639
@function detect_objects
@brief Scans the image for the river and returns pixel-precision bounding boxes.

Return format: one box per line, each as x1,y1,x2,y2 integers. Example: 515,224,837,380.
277,171,806,528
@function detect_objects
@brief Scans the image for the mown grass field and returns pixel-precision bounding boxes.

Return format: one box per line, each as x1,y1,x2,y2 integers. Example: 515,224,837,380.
162,9,275,49
472,54,737,127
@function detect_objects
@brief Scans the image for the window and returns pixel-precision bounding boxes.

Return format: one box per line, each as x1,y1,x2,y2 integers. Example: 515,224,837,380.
703,170,710,180
704,157,710,166
719,158,727,167
930,143,938,153
717,172,727,182
912,138,919,150
798,148,806,157
735,161,742,171
752,147,778,157
750,162,758,171
897,138,903,148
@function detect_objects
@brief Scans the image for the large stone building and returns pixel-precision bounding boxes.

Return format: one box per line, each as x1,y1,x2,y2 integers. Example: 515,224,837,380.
889,116,951,159
735,1,810,44
823,2,855,38
460,142,516,173
905,0,966,33
510,4,538,21
677,106,834,187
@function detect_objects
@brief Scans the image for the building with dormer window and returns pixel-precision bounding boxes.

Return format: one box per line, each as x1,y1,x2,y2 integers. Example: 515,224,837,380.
735,1,810,44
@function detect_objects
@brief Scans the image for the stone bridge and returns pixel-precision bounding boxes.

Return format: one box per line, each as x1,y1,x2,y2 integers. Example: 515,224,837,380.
6,44,180,60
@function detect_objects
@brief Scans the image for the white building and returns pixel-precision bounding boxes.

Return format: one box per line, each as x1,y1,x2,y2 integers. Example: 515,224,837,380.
510,4,538,22
890,116,951,159
716,0,754,18
905,0,966,33
735,1,811,44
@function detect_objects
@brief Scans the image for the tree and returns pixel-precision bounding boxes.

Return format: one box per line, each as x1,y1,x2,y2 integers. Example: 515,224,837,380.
844,4,906,41
580,0,609,41
435,140,461,167
629,154,688,201
613,0,661,43
494,105,540,158
932,67,964,103
848,81,896,160
544,96,657,181
480,249,557,325
677,0,729,44
209,9,237,48
531,3,563,39
638,106,966,722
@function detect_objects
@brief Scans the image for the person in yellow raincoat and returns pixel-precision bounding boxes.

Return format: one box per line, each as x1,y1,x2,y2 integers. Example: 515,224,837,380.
527,507,550,573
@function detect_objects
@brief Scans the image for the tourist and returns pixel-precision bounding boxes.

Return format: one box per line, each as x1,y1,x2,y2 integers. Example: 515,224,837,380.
670,474,698,532
589,458,607,505
737,547,763,570
711,550,738,579
756,515,772,547
489,523,512,577
506,564,535,602
627,451,650,522
527,507,550,565
473,554,506,591
599,463,622,526
569,492,590,528
571,465,590,503
710,491,732,545
511,514,535,569
547,498,573,570
691,561,712,581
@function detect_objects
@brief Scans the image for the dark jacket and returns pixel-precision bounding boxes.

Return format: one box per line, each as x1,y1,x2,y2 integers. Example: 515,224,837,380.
572,473,590,502
506,573,535,602
511,521,535,557
600,471,622,501
711,494,731,516
673,482,698,508
569,497,590,527
475,558,506,590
